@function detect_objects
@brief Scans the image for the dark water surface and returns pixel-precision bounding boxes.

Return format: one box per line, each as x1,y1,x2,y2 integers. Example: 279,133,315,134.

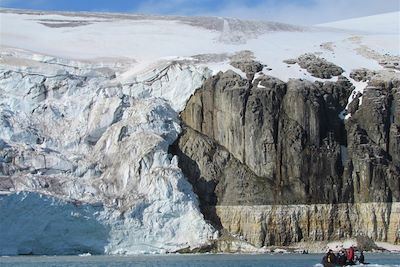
0,253,399,267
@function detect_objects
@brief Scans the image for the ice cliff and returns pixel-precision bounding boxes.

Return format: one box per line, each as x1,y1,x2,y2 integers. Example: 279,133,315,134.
0,51,215,255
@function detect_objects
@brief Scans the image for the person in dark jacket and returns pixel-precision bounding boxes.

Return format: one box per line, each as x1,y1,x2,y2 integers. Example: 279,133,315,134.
358,251,365,264
337,249,347,266
327,249,336,264
322,249,336,266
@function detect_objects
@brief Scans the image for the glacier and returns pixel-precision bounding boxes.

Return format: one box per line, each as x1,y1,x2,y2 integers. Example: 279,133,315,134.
0,50,215,255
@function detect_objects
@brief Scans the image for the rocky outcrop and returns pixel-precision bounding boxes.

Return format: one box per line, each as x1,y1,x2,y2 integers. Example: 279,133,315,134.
180,70,353,205
344,72,400,203
230,60,263,80
350,68,377,82
174,65,400,246
291,53,344,79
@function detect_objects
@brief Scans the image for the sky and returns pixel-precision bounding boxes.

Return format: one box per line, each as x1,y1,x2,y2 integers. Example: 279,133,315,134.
0,0,399,25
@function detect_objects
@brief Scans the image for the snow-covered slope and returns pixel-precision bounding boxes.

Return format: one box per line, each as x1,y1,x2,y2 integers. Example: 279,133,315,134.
317,11,400,34
0,9,399,255
1,9,397,82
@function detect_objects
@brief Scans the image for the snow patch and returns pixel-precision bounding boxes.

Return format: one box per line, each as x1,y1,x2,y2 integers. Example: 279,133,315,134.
375,242,400,253
340,145,348,165
325,239,358,252
119,61,211,111
202,61,247,80
390,99,395,124
338,73,369,120
346,75,369,107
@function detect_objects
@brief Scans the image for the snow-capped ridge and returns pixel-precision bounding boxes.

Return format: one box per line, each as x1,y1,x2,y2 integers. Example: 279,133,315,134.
0,8,307,32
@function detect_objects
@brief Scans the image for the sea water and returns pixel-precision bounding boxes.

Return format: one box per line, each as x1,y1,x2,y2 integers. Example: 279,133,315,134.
0,253,399,267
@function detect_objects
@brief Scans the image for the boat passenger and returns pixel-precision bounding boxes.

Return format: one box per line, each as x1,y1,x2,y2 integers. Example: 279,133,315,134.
346,246,355,265
337,249,347,266
358,251,365,264
322,249,336,267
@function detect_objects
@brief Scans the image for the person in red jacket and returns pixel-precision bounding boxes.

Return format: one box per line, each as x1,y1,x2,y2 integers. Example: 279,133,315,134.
346,246,355,264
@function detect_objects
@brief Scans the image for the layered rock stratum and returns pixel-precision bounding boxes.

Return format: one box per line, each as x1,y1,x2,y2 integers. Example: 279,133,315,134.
0,9,399,255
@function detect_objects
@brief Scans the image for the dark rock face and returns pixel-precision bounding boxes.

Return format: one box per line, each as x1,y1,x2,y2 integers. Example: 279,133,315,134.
170,127,275,207
350,68,377,82
230,60,263,80
295,53,344,79
173,66,400,245
344,76,400,203
179,71,355,205
283,59,297,65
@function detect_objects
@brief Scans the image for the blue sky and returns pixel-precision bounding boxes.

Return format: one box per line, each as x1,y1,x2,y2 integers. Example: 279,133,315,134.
0,0,399,24
0,0,313,13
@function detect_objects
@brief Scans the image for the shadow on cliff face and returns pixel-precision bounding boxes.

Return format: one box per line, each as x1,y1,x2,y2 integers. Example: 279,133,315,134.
169,136,223,230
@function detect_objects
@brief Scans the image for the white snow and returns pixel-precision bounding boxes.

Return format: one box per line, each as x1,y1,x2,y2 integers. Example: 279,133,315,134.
340,145,348,165
338,72,369,120
348,78,368,106
1,10,398,83
390,100,395,124
317,11,400,34
325,239,358,252
204,60,247,79
375,242,400,253
118,61,211,111
0,13,219,61
273,248,289,253
338,72,368,120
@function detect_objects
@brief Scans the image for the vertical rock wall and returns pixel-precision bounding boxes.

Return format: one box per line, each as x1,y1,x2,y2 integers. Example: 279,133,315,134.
174,68,400,246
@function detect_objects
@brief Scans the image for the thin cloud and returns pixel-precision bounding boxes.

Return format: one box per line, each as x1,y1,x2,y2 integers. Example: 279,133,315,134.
202,0,400,25
1,0,399,25
135,0,222,16
136,0,400,25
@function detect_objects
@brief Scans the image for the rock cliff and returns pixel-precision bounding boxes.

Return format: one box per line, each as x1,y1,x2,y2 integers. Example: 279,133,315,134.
211,203,400,247
174,62,400,246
